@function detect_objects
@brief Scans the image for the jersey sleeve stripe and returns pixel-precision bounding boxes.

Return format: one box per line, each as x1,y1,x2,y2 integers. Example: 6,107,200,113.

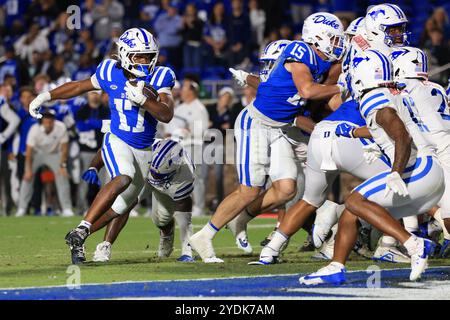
370,50,388,80
157,68,169,87
362,99,390,117
106,60,115,82
150,67,162,86
175,182,194,195
99,60,109,80
305,44,314,65
360,92,385,110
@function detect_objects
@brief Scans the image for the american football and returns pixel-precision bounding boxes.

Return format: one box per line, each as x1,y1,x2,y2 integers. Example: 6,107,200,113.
1,0,450,308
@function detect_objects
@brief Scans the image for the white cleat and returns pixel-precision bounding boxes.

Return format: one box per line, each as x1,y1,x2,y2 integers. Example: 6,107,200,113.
227,215,253,254
93,241,112,262
189,231,223,263
15,208,26,217
311,226,336,261
299,262,346,286
248,246,279,265
373,245,410,263
129,209,139,218
410,238,435,281
236,234,253,254
158,226,175,258
312,201,339,248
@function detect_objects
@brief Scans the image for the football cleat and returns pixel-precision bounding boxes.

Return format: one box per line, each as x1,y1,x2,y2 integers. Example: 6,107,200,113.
177,255,195,262
93,241,112,262
410,238,435,281
158,225,175,258
189,231,223,263
298,234,315,252
236,236,253,254
299,262,346,286
311,226,336,261
65,226,89,264
248,246,279,265
260,230,276,247
373,245,410,263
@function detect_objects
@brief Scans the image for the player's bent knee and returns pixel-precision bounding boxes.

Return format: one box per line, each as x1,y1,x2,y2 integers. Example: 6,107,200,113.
344,192,364,214
112,175,133,191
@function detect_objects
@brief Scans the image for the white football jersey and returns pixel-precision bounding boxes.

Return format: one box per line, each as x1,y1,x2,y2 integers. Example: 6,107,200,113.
147,154,195,201
401,79,450,158
359,87,434,167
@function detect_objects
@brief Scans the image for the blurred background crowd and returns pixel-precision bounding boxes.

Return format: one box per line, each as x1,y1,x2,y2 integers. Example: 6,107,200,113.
0,0,449,217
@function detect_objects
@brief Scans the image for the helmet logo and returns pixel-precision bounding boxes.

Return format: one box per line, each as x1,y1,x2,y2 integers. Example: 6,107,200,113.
119,31,136,48
369,9,386,20
312,15,340,29
390,50,407,60
352,56,369,68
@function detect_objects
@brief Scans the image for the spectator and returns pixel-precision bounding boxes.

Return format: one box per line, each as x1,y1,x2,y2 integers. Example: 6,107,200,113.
290,0,313,26
249,0,266,47
206,87,235,208
226,0,251,67
0,0,32,29
46,55,69,82
75,91,110,214
164,79,209,216
16,109,73,217
0,45,31,87
72,54,96,82
92,0,124,41
430,7,450,41
203,1,228,66
14,22,49,65
426,29,450,83
0,84,20,147
279,24,293,40
153,1,183,70
140,0,162,29
182,2,204,70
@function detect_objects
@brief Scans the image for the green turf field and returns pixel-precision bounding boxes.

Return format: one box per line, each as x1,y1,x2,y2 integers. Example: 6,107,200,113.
1,216,448,289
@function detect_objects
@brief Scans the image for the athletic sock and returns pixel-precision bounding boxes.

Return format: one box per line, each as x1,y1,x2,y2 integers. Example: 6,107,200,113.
330,261,345,270
403,235,421,256
267,230,289,252
201,221,219,240
174,211,193,256
380,235,397,247
78,220,92,231
403,216,419,234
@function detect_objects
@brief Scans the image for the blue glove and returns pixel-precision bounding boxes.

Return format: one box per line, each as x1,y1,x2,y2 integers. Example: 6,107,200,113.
82,167,100,185
335,123,356,138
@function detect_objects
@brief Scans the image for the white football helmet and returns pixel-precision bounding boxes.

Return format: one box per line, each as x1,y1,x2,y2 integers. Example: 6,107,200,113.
259,40,291,81
390,46,428,81
149,139,185,185
346,17,365,38
117,28,159,78
302,12,345,61
350,49,394,99
365,4,409,47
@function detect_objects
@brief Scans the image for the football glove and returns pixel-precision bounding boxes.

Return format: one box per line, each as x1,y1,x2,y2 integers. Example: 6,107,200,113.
29,92,51,119
362,143,382,164
81,167,101,186
125,81,147,106
335,123,356,138
229,68,249,87
384,172,409,198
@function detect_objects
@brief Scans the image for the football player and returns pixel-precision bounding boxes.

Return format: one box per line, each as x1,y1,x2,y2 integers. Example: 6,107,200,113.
189,12,346,263
299,49,444,285
82,138,195,262
28,28,176,264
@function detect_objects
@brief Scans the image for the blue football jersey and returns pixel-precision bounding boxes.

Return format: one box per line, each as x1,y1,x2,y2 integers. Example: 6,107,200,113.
95,59,176,149
323,99,365,126
253,41,332,123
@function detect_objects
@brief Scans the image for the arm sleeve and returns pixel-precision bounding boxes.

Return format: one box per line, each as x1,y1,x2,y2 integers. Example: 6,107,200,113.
0,102,21,141
90,74,101,90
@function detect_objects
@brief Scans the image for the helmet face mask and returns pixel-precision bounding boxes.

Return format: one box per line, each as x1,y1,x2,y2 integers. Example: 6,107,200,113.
380,22,409,47
259,40,291,81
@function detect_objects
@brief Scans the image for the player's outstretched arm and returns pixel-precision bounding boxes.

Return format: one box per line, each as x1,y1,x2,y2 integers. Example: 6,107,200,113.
288,62,342,100
29,78,96,119
376,108,411,175
141,92,174,123
294,116,316,134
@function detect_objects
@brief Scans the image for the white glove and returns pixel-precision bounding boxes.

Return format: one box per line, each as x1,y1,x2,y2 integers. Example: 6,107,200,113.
337,73,347,95
362,143,382,164
125,81,147,106
229,68,249,87
384,171,409,198
29,92,51,119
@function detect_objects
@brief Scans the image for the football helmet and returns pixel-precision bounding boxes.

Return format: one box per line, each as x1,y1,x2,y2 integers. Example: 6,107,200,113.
149,139,184,185
302,12,345,61
390,46,428,81
117,28,159,78
350,49,394,99
365,4,409,47
259,40,291,81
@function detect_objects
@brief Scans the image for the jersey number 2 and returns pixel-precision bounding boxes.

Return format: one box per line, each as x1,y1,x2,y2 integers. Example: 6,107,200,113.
114,99,145,133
